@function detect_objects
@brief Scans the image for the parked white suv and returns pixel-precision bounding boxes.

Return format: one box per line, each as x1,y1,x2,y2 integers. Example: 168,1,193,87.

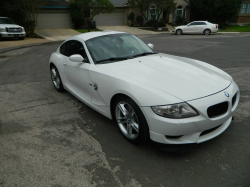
0,17,26,40
173,21,218,35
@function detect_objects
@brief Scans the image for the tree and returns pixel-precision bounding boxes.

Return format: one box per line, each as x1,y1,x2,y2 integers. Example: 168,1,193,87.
22,0,48,36
153,0,176,28
128,0,176,28
127,0,151,25
70,0,85,29
70,0,114,32
185,0,243,27
22,0,48,25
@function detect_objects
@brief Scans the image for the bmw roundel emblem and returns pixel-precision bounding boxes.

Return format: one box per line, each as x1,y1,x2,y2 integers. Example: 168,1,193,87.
224,92,229,97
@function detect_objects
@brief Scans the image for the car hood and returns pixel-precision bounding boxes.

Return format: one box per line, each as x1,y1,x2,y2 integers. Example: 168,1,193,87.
98,53,232,101
0,24,22,28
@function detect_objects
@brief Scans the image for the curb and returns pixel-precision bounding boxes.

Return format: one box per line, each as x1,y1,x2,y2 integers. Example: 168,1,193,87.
218,32,250,34
0,40,63,54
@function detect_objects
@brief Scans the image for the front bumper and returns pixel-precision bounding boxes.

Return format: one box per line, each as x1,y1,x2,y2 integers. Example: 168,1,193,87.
0,31,26,38
140,81,240,144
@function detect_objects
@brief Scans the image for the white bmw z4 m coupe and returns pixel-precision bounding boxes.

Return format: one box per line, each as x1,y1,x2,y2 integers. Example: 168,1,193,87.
49,31,239,147
173,21,219,35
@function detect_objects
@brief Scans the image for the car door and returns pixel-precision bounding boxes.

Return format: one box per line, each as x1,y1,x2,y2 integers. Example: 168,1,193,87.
196,22,207,33
62,40,91,101
185,22,198,33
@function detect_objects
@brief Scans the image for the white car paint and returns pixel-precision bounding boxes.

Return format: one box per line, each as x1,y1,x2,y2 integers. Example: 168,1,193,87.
173,21,218,35
49,31,239,145
0,17,26,39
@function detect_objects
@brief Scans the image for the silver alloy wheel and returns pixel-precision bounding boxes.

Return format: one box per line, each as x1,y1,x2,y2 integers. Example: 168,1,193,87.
176,29,182,35
115,101,139,139
51,68,60,89
204,29,211,35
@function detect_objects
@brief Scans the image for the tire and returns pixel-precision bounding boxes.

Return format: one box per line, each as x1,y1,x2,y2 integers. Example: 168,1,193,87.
204,29,211,35
50,65,64,92
176,29,182,35
18,37,25,40
113,96,149,144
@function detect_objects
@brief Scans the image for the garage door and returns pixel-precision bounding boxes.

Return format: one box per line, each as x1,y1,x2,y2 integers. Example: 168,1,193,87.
36,13,70,29
95,11,125,26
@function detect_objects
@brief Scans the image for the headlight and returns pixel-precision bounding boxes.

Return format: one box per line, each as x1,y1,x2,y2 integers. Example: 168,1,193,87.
151,102,199,119
0,28,5,32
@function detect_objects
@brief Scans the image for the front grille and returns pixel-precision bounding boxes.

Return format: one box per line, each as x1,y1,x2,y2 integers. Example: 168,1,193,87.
232,92,237,107
207,102,228,118
7,28,22,32
200,125,221,136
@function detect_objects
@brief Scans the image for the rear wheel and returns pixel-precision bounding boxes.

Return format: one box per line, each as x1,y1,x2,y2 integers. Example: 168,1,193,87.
114,96,149,144
204,29,211,35
50,65,64,92
176,29,182,35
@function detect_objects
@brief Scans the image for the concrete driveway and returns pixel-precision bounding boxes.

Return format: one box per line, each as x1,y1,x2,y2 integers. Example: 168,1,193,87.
35,29,81,41
97,26,168,35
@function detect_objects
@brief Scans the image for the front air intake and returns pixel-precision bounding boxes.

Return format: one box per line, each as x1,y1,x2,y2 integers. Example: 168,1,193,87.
207,102,228,118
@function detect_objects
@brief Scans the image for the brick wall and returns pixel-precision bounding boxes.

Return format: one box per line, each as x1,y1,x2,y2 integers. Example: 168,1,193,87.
238,16,250,23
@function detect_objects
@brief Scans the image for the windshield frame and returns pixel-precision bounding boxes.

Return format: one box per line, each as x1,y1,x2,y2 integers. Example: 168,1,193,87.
85,34,155,64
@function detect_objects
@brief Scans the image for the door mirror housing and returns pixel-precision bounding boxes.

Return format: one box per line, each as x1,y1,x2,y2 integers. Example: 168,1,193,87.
69,54,84,62
148,43,154,49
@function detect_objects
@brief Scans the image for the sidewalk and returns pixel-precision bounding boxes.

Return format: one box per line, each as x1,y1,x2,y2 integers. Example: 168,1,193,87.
97,26,170,35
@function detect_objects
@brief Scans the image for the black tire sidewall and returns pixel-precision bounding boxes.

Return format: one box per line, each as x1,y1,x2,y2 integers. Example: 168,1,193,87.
50,65,64,92
204,29,211,35
113,96,149,144
176,29,182,35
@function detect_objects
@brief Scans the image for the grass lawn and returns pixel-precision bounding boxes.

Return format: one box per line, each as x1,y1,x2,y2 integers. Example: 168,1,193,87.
219,25,250,32
76,29,101,33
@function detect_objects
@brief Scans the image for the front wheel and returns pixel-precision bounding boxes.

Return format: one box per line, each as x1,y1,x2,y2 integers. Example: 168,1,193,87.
50,65,64,92
176,29,182,35
114,97,149,144
204,29,211,35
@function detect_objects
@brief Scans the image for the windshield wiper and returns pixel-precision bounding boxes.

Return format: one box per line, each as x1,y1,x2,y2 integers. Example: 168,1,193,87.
96,57,128,64
131,52,156,59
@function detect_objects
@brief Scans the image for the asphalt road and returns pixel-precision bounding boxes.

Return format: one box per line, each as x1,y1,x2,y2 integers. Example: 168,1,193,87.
0,33,249,187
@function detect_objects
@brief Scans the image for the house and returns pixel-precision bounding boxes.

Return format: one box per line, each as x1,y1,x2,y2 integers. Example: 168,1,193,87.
35,0,191,29
36,0,71,29
229,0,250,24
94,0,128,26
99,0,190,27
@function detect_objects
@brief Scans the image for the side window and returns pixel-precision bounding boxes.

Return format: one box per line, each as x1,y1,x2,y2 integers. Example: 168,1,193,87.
60,42,67,55
189,22,197,26
65,40,89,62
198,22,207,25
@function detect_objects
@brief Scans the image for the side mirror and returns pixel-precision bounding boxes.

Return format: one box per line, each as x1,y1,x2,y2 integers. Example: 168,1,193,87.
69,54,84,62
148,43,154,49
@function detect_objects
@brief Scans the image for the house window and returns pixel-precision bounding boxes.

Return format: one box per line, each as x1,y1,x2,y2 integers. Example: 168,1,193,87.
176,6,183,20
172,10,175,21
242,4,247,13
150,6,156,20
247,4,250,13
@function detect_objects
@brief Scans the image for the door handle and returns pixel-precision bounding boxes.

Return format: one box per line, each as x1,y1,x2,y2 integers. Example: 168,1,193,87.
63,63,67,66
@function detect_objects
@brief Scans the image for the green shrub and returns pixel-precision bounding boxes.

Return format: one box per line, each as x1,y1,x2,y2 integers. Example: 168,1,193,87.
158,18,166,27
23,20,36,37
127,12,135,21
136,15,143,26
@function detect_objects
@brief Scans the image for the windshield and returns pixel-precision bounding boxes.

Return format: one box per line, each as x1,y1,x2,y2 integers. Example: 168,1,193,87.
86,34,154,64
0,18,15,24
